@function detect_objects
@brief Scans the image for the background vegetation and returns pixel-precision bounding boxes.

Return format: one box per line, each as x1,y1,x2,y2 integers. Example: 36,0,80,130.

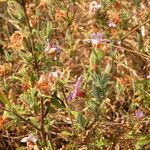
0,0,150,149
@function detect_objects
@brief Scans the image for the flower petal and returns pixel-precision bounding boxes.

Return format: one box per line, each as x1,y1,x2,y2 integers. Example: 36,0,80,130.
21,134,38,143
135,110,144,119
28,134,38,143
21,137,28,143
67,92,74,100
97,33,103,41
75,75,83,90
67,75,83,100
90,33,97,40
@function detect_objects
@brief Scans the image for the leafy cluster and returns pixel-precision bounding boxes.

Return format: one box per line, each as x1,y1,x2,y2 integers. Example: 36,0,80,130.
0,0,150,149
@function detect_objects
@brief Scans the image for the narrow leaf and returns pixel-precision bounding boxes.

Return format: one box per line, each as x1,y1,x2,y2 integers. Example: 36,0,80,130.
0,88,11,108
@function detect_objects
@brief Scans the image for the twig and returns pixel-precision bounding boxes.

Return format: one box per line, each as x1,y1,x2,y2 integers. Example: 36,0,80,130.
40,98,46,146
121,18,150,41
0,106,41,131
108,44,150,61
0,106,55,149
20,0,39,78
61,87,76,137
136,85,150,97
0,134,25,139
85,117,97,130
0,13,21,30
39,97,55,150
5,130,13,150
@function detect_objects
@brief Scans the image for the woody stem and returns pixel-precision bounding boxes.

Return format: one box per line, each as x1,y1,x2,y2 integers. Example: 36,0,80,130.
62,87,75,137
20,0,39,78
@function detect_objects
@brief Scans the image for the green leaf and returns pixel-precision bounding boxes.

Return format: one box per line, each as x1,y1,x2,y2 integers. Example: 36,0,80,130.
4,51,14,62
45,105,57,115
70,110,78,119
92,84,104,100
90,50,104,66
92,84,100,99
89,99,100,113
102,73,109,86
45,21,53,39
132,0,140,6
19,51,33,64
51,98,65,109
29,117,38,126
95,137,108,149
61,131,72,136
0,88,11,108
77,113,86,128
16,147,26,150
135,137,150,149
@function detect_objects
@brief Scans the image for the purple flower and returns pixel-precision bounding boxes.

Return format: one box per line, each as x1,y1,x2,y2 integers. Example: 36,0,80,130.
89,1,101,15
90,33,110,45
84,32,110,46
108,20,117,27
67,75,86,100
21,133,39,150
146,75,150,79
135,110,144,119
21,133,38,143
44,40,61,56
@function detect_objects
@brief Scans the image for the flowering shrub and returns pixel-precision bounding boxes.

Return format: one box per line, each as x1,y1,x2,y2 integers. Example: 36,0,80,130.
0,0,149,149
67,75,86,100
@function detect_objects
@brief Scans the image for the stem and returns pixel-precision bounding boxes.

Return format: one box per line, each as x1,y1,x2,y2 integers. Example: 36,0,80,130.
1,106,55,150
85,101,101,130
62,88,75,137
0,106,41,131
13,111,41,131
40,97,55,149
21,0,39,78
0,13,21,30
121,18,150,41
105,42,150,61
65,0,77,33
40,98,46,146
113,45,150,60
85,117,97,130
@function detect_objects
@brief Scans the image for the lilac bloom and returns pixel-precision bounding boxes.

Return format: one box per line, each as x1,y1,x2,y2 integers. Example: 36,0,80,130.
90,32,110,45
67,75,86,100
44,40,61,55
146,74,150,79
108,20,117,27
0,103,3,108
135,110,144,119
44,40,51,53
49,71,61,78
83,32,110,45
89,1,101,15
21,133,38,143
55,43,61,53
